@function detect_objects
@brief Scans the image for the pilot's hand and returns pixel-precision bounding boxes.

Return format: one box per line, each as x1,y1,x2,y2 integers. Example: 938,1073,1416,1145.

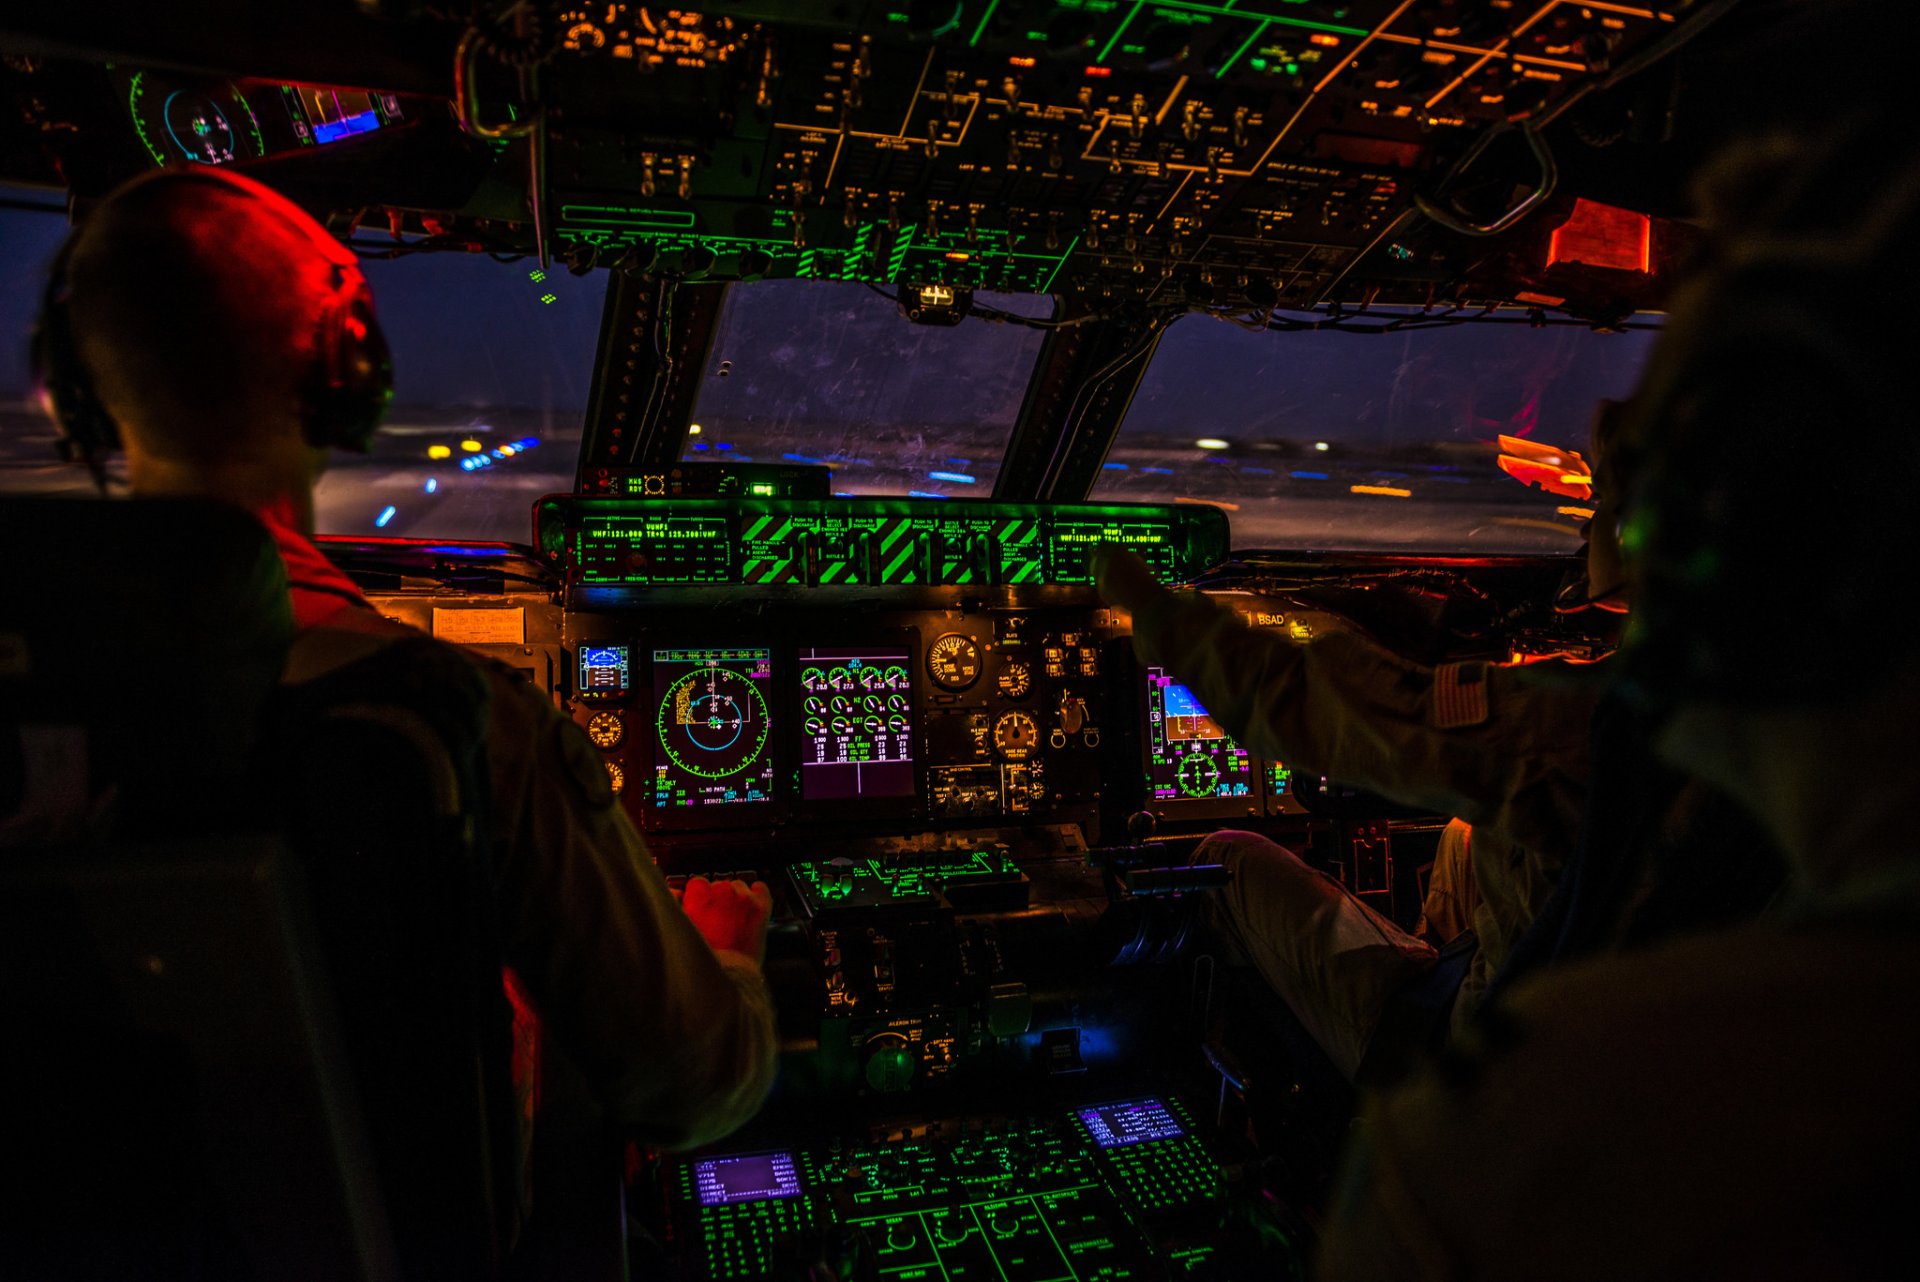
1093,545,1170,615
680,875,774,967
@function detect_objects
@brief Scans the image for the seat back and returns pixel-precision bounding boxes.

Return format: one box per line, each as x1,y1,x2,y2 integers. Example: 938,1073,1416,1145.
0,833,405,1281
265,635,520,1282
0,498,516,1280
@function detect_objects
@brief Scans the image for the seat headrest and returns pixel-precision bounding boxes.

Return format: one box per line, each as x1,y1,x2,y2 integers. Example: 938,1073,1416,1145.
0,498,294,839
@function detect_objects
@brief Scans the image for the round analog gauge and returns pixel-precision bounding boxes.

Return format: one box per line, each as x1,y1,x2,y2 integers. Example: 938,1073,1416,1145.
927,633,982,691
585,710,625,750
993,710,1039,760
1176,751,1221,798
605,761,626,795
997,660,1033,700
654,665,771,780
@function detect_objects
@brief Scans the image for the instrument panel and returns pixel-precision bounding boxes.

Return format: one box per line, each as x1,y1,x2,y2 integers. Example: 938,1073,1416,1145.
562,598,1309,843
537,497,1230,592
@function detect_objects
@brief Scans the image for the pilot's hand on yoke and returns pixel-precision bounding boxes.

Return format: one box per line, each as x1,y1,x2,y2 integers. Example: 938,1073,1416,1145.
1093,545,1170,616
680,875,774,967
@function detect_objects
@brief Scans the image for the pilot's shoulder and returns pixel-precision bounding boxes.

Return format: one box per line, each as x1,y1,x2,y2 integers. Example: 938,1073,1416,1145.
453,651,618,811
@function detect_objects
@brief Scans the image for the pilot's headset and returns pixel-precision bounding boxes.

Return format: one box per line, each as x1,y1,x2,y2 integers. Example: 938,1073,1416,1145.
1615,124,1920,711
31,166,393,485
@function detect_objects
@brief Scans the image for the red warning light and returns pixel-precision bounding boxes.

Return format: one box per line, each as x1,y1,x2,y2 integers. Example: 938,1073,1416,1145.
1083,65,1112,77
1548,198,1652,274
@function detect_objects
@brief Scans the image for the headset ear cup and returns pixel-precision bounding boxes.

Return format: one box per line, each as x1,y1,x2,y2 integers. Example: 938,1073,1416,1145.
302,291,393,453
31,240,122,472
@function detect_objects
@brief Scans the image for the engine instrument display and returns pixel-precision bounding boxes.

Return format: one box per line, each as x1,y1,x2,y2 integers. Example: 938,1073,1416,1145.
578,644,631,697
797,649,914,802
1145,669,1255,805
650,647,774,812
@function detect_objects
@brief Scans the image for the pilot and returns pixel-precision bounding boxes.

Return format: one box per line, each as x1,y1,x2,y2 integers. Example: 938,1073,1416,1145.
33,168,778,1162
1091,407,1626,1078
1316,122,1920,1280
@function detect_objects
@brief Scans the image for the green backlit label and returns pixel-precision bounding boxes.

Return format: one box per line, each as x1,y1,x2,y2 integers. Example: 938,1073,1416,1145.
548,499,1228,590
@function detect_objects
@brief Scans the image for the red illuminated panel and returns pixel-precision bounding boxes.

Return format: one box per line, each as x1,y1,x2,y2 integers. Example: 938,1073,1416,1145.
1548,198,1651,274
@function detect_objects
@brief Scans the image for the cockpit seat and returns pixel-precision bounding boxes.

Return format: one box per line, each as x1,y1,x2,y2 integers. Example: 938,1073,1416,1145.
0,498,518,1281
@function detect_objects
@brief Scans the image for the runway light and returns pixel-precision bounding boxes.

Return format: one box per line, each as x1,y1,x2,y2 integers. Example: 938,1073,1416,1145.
1558,505,1595,519
461,439,483,452
1291,470,1329,480
427,444,452,460
688,423,702,435
1313,441,1330,452
1351,484,1412,498
1195,438,1229,450
375,505,397,527
424,478,438,493
928,470,977,484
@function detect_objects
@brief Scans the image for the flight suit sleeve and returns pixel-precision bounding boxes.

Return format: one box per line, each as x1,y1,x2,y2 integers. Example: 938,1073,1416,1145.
482,673,777,1151
1127,588,1592,862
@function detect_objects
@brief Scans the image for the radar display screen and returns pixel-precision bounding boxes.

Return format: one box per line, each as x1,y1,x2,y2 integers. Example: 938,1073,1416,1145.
651,647,775,811
1077,1098,1186,1149
691,1151,802,1206
796,649,915,801
577,644,630,697
1145,668,1255,803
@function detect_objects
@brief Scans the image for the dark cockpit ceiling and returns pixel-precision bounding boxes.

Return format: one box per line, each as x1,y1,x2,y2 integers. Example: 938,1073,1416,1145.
0,3,1862,1277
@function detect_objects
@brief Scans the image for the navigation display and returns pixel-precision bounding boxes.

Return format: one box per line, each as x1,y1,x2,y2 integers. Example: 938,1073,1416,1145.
650,647,775,811
577,644,630,697
1077,1098,1186,1149
797,648,914,801
1145,668,1255,803
691,1151,802,1206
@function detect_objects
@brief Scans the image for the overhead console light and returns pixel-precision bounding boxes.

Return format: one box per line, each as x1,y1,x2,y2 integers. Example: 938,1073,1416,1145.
897,282,974,326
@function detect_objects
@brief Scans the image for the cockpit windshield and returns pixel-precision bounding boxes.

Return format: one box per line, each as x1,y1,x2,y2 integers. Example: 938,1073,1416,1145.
310,249,606,542
1,196,1660,556
1093,311,1662,554
681,279,1052,498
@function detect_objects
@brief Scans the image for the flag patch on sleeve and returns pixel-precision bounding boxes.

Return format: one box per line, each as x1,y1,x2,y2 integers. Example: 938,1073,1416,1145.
1432,661,1490,729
